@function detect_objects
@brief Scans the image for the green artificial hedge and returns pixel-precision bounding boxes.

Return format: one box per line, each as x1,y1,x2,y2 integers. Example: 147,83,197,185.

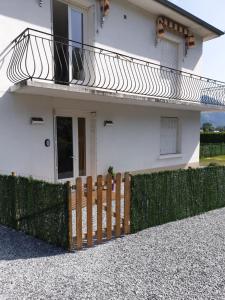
200,133,225,144
0,174,68,248
131,166,225,233
200,143,225,158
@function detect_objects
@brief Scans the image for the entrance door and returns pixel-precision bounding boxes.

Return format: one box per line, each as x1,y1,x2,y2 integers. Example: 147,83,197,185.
55,115,87,182
56,116,74,180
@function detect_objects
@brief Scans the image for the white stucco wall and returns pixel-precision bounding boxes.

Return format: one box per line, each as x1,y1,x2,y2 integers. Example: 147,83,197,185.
0,92,200,181
0,0,202,181
94,0,203,74
0,0,51,49
0,0,203,93
0,0,52,91
96,103,200,174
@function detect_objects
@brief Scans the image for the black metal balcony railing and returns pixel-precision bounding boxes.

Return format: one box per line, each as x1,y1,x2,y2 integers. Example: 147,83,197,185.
1,28,225,106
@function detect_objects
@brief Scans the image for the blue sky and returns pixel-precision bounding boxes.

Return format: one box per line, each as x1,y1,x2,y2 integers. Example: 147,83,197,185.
170,0,225,82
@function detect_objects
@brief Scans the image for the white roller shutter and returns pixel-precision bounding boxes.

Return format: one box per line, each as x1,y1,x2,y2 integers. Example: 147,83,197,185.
160,117,178,155
160,39,178,69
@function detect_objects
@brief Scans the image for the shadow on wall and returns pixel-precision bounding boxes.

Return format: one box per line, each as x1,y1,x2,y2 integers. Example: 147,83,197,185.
0,0,51,34
96,0,202,72
0,225,66,261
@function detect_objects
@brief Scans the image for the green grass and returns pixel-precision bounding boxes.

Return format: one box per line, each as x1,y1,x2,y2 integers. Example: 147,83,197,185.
200,155,225,166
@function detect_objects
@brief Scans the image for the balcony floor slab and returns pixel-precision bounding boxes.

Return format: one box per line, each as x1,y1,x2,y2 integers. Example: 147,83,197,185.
10,80,225,112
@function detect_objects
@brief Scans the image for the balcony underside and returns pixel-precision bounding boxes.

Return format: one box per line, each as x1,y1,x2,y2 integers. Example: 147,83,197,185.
10,80,225,112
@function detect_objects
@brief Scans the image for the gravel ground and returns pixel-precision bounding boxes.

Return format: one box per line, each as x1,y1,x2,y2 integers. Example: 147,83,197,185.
1,208,225,299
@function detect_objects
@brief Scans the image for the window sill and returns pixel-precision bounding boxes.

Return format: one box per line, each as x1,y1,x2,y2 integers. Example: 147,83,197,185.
158,153,183,160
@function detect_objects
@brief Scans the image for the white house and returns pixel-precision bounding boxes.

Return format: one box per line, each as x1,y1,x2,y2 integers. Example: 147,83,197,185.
0,0,224,182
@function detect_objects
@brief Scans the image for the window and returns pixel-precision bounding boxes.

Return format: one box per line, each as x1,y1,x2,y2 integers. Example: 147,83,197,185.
160,117,179,155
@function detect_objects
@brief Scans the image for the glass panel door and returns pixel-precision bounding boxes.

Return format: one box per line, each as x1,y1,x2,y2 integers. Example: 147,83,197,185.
78,118,86,176
70,7,85,81
55,115,88,181
56,116,74,180
53,0,69,84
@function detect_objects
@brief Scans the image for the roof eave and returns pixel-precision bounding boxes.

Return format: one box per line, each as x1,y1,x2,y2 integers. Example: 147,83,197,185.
154,0,224,38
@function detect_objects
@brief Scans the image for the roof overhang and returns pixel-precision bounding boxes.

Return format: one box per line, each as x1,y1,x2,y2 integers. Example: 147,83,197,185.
127,0,224,41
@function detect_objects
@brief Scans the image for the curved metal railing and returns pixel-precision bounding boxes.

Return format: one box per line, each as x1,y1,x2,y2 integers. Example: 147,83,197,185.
1,28,225,106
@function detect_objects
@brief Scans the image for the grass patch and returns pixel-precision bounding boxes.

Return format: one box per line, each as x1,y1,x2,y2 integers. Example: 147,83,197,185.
200,155,225,166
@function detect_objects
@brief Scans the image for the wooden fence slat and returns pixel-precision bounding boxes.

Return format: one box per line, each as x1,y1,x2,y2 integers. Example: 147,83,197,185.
76,177,83,250
106,174,112,240
124,173,131,234
97,175,103,243
115,173,121,237
87,176,93,247
67,181,73,251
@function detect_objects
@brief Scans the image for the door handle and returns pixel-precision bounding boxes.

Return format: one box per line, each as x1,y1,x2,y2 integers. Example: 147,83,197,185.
70,156,78,160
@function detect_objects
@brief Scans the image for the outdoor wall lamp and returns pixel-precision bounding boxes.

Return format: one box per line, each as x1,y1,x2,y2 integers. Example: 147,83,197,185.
39,0,43,7
31,117,45,125
104,120,114,127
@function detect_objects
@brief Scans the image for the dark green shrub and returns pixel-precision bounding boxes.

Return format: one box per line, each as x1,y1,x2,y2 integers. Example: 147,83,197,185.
208,162,219,167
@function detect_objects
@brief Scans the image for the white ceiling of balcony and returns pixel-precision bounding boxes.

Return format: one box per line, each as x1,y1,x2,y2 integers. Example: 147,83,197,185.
127,0,222,41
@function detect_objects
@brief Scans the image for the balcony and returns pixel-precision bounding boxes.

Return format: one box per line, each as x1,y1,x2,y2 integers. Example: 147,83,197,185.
1,28,225,108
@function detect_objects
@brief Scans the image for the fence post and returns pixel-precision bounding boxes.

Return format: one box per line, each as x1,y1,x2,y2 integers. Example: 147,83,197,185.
124,173,131,234
76,177,83,250
97,175,103,243
66,181,73,251
106,173,112,240
87,176,93,247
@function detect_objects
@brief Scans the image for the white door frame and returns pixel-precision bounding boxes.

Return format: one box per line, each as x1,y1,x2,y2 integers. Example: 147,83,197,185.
53,109,92,183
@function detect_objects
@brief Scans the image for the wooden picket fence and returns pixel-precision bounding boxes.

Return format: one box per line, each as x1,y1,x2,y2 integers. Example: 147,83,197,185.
67,173,131,251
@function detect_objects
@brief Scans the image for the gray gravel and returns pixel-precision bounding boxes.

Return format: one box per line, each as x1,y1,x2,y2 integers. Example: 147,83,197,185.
1,208,225,299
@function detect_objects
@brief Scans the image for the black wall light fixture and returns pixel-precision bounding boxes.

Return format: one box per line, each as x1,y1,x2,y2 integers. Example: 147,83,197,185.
31,117,45,125
39,0,43,7
104,120,114,127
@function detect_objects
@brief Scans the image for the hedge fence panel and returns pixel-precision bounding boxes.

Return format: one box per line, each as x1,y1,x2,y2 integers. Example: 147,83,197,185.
0,174,68,248
200,133,225,144
200,143,225,158
131,167,225,233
